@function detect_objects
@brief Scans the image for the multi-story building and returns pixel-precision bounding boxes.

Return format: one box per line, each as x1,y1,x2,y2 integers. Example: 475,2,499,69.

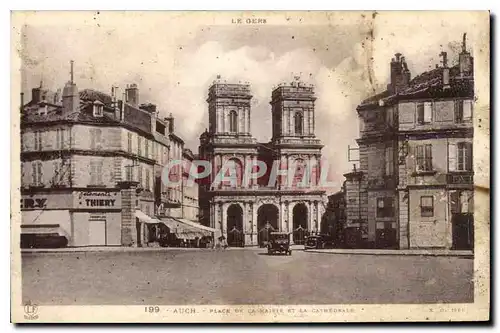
198,79,327,247
345,34,474,250
20,67,203,247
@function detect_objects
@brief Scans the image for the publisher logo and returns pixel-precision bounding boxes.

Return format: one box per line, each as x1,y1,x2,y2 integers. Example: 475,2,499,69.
24,301,39,320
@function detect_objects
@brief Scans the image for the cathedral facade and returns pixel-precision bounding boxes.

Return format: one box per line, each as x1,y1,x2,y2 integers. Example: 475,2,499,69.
198,79,327,247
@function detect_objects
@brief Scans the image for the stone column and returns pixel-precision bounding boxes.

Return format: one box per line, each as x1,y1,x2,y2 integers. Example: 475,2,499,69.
288,202,294,244
252,202,258,245
118,181,139,247
252,155,258,189
247,107,251,134
315,200,320,232
243,202,251,246
221,202,228,239
308,201,313,232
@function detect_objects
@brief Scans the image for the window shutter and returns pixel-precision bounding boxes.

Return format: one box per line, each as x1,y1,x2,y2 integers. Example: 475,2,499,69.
416,145,423,171
425,144,433,170
466,142,473,171
455,101,463,122
90,161,96,185
450,191,460,214
417,104,424,123
463,100,472,120
37,162,43,184
448,142,457,172
31,162,37,184
97,161,103,184
424,102,432,123
96,129,102,149
90,129,96,150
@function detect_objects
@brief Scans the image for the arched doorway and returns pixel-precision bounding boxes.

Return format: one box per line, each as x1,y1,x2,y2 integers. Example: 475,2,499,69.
257,204,279,247
227,204,244,247
293,203,309,245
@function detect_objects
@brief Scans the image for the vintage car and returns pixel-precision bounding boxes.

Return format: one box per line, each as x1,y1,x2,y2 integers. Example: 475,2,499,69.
304,234,335,249
267,232,292,255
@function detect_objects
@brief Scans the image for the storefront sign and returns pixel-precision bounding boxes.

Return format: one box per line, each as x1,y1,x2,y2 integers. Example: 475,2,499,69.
74,191,122,210
21,193,74,210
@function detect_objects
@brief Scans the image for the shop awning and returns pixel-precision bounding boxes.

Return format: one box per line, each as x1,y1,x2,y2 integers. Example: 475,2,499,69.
21,224,69,237
135,210,160,224
21,210,71,238
159,217,213,240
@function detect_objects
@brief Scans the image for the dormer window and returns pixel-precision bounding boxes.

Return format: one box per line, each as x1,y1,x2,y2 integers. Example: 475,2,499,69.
93,101,104,117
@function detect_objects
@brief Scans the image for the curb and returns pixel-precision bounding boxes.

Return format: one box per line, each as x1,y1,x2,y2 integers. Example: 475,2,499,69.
304,249,474,258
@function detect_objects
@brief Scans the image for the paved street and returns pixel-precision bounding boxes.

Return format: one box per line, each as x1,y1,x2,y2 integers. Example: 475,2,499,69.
22,249,473,305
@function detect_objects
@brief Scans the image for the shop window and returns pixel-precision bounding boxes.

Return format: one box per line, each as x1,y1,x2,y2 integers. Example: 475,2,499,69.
377,197,394,218
416,144,433,172
420,196,434,217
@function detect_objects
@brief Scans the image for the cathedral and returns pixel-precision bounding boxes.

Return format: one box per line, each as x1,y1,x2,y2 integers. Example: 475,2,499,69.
198,78,327,247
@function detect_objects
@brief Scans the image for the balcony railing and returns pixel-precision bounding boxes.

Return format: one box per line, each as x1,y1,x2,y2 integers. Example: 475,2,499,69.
447,172,474,185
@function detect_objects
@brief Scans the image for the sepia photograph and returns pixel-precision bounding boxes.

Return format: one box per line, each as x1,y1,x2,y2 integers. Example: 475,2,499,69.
10,10,490,323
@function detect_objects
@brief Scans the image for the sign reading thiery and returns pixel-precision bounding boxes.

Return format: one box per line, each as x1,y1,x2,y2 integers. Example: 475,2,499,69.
74,191,122,210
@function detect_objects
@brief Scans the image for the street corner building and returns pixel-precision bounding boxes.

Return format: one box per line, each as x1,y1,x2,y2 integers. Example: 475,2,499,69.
198,78,327,247
19,66,210,248
341,34,474,250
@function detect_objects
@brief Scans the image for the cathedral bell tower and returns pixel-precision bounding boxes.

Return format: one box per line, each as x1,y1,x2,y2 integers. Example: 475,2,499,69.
207,78,252,137
270,77,317,143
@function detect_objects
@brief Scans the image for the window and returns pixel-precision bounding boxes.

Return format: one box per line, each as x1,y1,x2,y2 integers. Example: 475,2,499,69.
56,129,66,149
90,128,102,150
137,136,142,156
138,166,143,188
457,142,473,171
416,144,433,172
127,132,132,153
145,168,150,191
385,147,394,176
93,103,104,117
34,131,42,151
52,161,63,184
229,111,238,133
448,142,472,172
294,111,303,135
89,160,104,185
417,102,432,124
31,161,43,186
455,100,472,122
145,140,149,159
377,197,394,218
125,165,133,181
420,196,434,217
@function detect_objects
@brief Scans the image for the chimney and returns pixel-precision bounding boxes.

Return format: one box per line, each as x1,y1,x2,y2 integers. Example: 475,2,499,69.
31,87,41,104
62,60,79,114
440,51,450,89
389,53,410,94
140,103,157,113
459,33,473,77
125,84,139,106
165,113,174,133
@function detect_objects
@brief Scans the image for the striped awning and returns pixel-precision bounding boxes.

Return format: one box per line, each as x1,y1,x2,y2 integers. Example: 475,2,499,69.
159,217,212,240
135,210,160,224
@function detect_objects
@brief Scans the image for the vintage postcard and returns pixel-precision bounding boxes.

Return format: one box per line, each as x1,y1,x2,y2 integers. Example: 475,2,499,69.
10,11,490,323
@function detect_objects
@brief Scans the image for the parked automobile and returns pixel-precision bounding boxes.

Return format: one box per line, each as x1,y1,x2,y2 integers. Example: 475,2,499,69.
304,234,336,249
267,232,292,255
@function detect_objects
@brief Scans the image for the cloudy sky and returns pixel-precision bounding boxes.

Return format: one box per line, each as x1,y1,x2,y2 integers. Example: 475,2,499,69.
16,11,485,192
